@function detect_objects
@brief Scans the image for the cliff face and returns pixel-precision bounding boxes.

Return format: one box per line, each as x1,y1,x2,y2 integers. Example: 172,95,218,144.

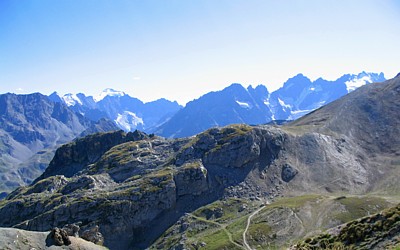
0,77,399,249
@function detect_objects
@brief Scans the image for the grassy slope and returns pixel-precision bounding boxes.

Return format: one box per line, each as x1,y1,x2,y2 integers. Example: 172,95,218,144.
151,194,397,249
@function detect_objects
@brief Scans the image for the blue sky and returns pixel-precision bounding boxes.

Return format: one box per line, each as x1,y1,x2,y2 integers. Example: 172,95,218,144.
1,0,399,105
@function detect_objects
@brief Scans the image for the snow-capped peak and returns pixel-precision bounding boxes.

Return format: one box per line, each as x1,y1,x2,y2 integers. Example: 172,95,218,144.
345,72,386,93
62,93,83,106
95,88,126,102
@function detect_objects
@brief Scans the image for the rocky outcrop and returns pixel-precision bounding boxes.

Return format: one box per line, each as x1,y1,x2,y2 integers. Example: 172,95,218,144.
49,227,71,246
36,130,149,182
281,164,298,182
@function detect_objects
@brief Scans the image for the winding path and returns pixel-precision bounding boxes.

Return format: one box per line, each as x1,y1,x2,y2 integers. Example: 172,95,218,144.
186,213,244,249
243,201,269,250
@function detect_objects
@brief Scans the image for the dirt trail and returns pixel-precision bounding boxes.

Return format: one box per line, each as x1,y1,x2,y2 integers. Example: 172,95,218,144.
243,201,269,250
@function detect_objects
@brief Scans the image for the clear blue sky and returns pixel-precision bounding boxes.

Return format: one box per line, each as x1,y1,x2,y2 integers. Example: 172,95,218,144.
1,0,399,105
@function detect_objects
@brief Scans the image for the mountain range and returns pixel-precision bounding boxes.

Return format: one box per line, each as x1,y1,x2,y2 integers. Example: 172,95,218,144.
49,88,182,132
154,71,386,137
0,72,386,197
51,72,385,138
0,93,119,196
0,74,398,249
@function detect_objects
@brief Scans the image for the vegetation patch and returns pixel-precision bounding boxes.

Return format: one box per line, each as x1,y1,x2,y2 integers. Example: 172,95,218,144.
295,203,400,249
200,229,240,250
268,194,324,209
193,198,249,223
248,222,273,245
334,196,390,223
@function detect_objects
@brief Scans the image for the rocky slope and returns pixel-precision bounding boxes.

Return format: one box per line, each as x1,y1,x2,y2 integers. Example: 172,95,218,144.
0,93,118,196
0,75,398,249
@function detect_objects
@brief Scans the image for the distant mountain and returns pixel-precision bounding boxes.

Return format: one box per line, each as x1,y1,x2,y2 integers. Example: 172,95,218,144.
0,93,118,196
155,72,385,137
270,71,386,120
153,84,273,138
51,89,182,132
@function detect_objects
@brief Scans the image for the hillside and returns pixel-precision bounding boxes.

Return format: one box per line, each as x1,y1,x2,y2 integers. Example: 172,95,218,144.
0,75,398,249
293,202,400,249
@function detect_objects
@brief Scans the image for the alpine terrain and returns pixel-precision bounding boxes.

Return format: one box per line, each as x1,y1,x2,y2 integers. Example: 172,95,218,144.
0,74,398,249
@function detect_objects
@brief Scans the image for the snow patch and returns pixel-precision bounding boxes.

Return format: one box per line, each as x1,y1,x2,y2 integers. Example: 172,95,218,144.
345,75,372,92
95,88,126,102
278,98,291,109
115,111,144,131
236,100,252,109
62,94,83,106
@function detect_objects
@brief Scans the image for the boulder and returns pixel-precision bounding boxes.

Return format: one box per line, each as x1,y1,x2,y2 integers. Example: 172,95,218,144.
281,164,298,182
49,227,71,246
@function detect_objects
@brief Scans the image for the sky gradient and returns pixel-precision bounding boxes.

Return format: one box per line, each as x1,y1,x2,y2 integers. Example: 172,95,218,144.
1,0,399,105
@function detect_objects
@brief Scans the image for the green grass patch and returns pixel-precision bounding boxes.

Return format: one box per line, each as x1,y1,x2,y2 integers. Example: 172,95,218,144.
268,194,324,209
193,198,249,223
226,216,248,245
200,229,240,250
334,196,390,223
248,222,272,244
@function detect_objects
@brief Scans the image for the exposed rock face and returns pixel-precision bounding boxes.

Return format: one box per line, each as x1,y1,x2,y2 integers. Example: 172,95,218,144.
0,77,399,249
174,161,208,196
